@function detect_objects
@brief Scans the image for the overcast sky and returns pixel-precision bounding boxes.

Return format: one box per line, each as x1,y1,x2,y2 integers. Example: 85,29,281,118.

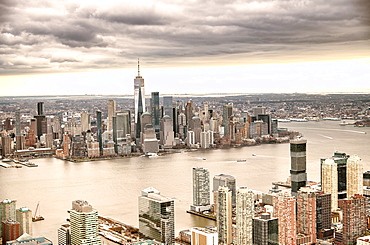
0,0,369,96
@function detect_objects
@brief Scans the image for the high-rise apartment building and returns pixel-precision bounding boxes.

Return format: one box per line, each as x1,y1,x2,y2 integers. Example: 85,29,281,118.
315,192,332,239
139,187,174,245
213,174,236,207
81,112,90,133
58,223,71,245
321,158,338,211
297,187,317,244
107,99,116,131
0,199,16,237
16,207,32,236
2,220,20,245
273,193,296,245
253,213,279,245
68,200,101,245
236,187,254,245
216,186,232,245
192,167,211,211
134,59,145,139
347,155,363,198
336,195,366,245
290,139,307,196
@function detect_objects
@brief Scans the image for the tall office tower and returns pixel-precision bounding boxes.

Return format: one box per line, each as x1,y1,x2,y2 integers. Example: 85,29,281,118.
160,115,175,148
58,223,71,245
203,103,209,122
177,112,186,138
151,92,160,138
347,155,363,198
297,187,317,244
192,168,211,211
134,59,145,139
336,195,366,245
81,112,90,133
236,187,254,245
253,106,266,116
37,102,44,116
213,174,236,207
142,125,159,153
141,112,152,134
2,220,20,245
0,199,16,237
217,186,232,245
315,192,332,239
253,213,279,245
163,96,173,119
320,152,349,199
68,200,101,245
200,130,213,149
96,111,102,156
190,227,218,245
290,139,307,196
16,207,32,236
321,158,338,211
257,114,272,135
222,104,233,136
139,187,174,244
107,99,116,131
116,110,131,138
273,193,296,245
15,108,21,136
188,116,202,144
185,101,194,125
1,135,12,156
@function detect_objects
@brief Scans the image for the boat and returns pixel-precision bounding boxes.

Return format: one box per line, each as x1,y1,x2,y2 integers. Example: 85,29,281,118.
290,118,308,122
32,202,44,222
277,119,291,122
2,159,12,162
252,154,256,156
237,159,246,162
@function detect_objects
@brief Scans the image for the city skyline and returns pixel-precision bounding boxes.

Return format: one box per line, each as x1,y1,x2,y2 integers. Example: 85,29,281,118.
1,0,370,96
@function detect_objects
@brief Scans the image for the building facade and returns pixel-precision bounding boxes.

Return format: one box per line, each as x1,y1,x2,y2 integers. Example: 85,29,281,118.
216,186,232,245
290,139,307,196
235,187,253,245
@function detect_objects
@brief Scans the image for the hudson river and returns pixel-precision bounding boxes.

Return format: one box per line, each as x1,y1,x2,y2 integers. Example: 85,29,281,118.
1,121,369,242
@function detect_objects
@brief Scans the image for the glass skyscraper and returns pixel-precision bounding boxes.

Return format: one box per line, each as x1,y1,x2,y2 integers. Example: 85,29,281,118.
138,187,174,245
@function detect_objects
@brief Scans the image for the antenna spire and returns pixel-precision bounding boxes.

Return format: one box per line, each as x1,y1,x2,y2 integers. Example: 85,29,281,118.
138,58,140,76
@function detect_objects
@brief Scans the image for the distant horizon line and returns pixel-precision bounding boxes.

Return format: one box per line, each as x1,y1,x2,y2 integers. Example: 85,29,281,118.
1,91,370,98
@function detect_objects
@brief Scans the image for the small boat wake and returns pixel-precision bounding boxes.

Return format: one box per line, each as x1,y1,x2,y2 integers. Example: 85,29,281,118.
319,134,333,140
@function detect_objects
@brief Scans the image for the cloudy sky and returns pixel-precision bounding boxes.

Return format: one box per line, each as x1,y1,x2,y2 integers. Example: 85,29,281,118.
0,0,369,96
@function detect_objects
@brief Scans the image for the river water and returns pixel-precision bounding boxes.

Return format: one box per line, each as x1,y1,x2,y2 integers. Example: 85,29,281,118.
1,121,369,242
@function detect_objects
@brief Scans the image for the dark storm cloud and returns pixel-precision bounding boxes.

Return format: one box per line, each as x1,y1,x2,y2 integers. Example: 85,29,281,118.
1,0,369,75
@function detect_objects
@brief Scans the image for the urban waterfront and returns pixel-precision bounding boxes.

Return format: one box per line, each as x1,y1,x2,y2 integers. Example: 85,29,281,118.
1,121,370,243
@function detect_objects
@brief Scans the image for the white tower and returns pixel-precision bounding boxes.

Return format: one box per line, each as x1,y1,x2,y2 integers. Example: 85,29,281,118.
347,155,363,198
321,158,338,211
236,187,254,245
217,186,232,245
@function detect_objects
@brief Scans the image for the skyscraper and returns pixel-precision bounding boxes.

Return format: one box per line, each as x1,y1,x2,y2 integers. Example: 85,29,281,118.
297,187,317,244
222,104,233,136
213,174,236,207
68,200,101,245
134,59,145,139
216,186,232,245
138,187,174,245
236,187,254,245
163,96,173,119
96,111,103,156
160,115,175,148
116,110,131,138
58,223,71,245
315,192,332,239
290,139,307,196
107,99,116,131
16,207,32,236
347,155,363,198
0,199,16,237
15,108,21,136
321,158,338,211
81,112,90,133
253,213,279,245
273,193,296,245
151,92,160,138
336,195,366,245
192,167,211,211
